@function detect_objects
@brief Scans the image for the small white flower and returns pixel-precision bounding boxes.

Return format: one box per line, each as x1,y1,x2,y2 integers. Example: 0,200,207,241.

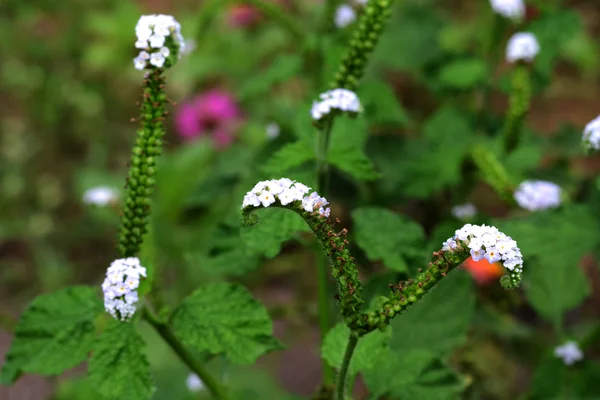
149,52,165,68
83,186,119,206
514,180,562,211
159,46,170,57
311,88,362,121
102,257,146,321
490,0,525,20
554,341,583,366
241,178,331,219
506,32,540,63
135,40,149,49
149,34,166,48
451,203,477,220
443,224,524,286
582,115,600,151
335,5,356,28
258,191,276,207
186,373,205,392
266,122,280,139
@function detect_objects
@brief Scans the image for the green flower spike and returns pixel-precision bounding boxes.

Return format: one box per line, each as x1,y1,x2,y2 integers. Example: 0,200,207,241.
118,15,185,257
470,144,515,205
241,178,364,323
502,63,531,154
330,0,394,91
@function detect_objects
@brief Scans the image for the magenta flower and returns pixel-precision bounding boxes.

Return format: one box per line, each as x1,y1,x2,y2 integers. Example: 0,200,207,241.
227,4,262,28
175,90,241,148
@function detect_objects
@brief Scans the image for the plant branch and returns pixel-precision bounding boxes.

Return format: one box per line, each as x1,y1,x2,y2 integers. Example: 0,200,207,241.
143,307,228,400
335,333,359,400
237,0,304,40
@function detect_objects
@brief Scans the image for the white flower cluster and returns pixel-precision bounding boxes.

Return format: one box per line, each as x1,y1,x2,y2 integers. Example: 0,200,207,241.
242,178,331,218
442,224,523,276
554,341,583,366
335,5,356,28
186,374,205,392
266,122,280,139
582,115,600,151
102,257,147,321
514,180,562,211
311,89,362,121
451,203,477,220
83,186,119,206
133,14,185,70
506,32,540,63
490,0,524,20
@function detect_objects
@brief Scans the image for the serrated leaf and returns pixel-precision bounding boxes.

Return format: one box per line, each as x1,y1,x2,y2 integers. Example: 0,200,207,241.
262,140,315,175
392,359,466,400
328,116,379,182
88,321,154,400
240,207,310,258
0,286,103,384
237,53,302,101
385,106,473,198
363,349,435,397
497,206,596,321
438,58,487,89
359,79,410,126
389,271,475,356
352,207,427,272
321,323,390,377
171,283,282,364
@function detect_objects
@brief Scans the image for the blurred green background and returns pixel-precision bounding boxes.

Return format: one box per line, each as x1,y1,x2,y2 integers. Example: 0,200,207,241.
2,0,600,399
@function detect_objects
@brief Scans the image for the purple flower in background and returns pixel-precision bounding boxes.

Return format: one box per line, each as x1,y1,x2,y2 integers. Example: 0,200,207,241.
175,90,241,148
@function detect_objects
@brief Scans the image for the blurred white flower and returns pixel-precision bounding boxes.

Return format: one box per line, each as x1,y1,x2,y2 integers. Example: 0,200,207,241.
582,115,600,151
514,180,562,211
335,5,356,28
266,122,280,139
311,88,362,121
102,257,147,321
186,373,205,392
506,32,540,63
451,203,477,220
83,186,119,206
554,341,583,366
490,0,524,20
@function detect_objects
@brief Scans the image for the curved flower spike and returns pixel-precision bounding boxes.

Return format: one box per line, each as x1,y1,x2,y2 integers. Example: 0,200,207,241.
351,223,524,335
133,14,185,71
241,178,363,321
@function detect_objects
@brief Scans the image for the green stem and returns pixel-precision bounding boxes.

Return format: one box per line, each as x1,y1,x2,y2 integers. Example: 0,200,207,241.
316,116,335,193
143,308,228,400
237,0,305,40
317,252,334,384
335,333,359,400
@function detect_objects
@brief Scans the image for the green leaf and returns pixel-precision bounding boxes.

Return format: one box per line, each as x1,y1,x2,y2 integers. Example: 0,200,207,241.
321,323,390,377
0,286,102,384
170,283,282,364
389,271,475,356
359,79,410,126
497,205,596,321
237,53,302,101
185,245,261,278
262,140,315,175
352,207,427,272
438,58,487,89
88,321,154,400
392,359,466,400
328,116,379,182
386,106,473,198
240,207,310,258
363,349,435,397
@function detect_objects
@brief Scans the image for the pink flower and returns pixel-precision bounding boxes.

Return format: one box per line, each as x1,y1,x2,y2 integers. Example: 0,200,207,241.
227,5,262,28
175,90,241,149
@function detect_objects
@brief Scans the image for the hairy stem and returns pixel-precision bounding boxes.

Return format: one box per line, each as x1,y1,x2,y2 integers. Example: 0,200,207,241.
143,308,228,400
317,252,334,384
502,64,531,154
335,333,359,400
